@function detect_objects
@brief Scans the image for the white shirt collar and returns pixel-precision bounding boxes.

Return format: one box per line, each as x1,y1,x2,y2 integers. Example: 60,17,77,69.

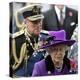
54,6,66,21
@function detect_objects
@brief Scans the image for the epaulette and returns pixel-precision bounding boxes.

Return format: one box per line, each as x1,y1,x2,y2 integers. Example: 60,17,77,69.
10,29,24,39
40,30,49,41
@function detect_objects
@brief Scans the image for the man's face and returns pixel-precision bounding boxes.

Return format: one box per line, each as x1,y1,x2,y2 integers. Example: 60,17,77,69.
55,5,64,10
48,44,66,63
25,18,43,36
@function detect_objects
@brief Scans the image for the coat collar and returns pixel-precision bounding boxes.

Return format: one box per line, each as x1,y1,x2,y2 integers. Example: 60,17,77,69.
45,55,70,73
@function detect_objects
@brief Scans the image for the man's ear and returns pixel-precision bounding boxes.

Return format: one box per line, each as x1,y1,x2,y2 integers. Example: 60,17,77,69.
24,19,27,24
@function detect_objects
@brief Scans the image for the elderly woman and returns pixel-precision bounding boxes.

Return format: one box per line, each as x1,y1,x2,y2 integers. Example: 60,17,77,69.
32,30,77,76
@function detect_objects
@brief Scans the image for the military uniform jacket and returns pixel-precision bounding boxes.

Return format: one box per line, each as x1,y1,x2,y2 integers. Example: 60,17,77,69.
10,29,46,77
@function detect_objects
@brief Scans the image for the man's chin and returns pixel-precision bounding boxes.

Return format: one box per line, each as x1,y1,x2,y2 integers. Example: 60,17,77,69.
32,33,39,37
34,32,40,36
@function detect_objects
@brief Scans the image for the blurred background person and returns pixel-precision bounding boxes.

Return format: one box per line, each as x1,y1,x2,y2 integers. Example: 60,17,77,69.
68,27,78,72
43,4,78,39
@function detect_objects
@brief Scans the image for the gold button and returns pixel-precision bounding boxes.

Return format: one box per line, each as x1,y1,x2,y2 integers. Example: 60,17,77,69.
28,56,30,58
27,44,29,47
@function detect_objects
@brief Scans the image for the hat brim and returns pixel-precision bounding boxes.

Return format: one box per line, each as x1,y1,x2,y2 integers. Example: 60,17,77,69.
40,40,75,49
27,14,44,21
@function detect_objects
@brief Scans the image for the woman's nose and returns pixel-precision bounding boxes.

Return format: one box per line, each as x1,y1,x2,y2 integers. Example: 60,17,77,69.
56,50,62,55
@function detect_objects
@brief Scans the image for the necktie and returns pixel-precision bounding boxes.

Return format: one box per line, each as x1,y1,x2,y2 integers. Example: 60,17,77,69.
60,10,64,25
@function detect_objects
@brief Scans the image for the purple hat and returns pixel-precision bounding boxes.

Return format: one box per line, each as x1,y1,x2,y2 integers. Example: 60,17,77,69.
41,30,75,49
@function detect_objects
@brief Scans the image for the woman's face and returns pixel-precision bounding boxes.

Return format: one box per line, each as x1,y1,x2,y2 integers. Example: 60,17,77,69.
48,44,66,63
25,18,42,36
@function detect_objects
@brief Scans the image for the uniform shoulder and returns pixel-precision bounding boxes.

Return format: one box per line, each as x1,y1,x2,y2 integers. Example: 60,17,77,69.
10,29,24,39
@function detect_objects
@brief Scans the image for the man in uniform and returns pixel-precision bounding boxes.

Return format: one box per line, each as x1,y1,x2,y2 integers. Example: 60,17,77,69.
10,4,48,77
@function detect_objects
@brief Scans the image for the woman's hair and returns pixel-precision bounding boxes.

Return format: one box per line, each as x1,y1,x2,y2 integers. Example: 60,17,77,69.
46,44,69,54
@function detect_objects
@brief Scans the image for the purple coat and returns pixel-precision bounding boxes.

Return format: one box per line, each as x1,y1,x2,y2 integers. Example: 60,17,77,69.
32,55,77,76
32,55,75,76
